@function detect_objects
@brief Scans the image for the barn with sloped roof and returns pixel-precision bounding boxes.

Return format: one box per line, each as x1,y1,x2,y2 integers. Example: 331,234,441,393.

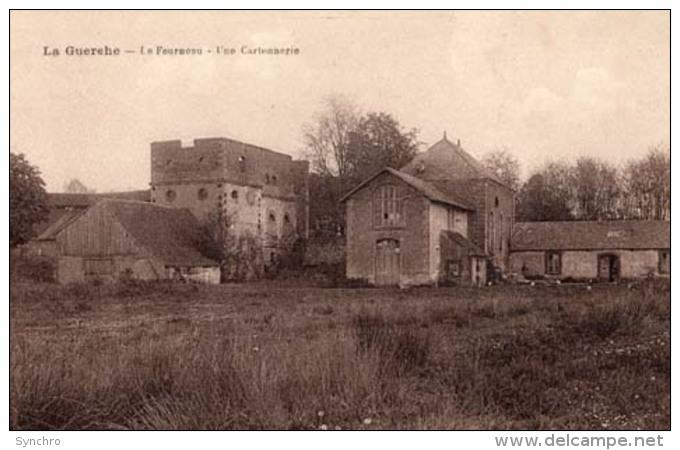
47,199,222,284
510,220,671,281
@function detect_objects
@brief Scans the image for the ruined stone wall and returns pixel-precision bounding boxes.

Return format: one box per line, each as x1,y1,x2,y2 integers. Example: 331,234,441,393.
150,138,308,278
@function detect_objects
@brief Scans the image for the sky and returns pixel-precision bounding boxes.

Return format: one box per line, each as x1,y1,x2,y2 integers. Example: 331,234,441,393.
10,10,670,192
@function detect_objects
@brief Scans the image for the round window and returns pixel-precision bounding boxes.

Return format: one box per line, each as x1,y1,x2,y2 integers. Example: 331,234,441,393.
198,188,208,200
165,189,176,202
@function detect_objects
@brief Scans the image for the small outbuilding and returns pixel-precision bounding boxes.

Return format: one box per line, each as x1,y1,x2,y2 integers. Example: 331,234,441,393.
41,199,222,284
509,220,670,281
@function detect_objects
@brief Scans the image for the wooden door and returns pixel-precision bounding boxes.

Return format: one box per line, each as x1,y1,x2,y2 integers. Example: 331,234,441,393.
598,254,620,282
375,239,400,286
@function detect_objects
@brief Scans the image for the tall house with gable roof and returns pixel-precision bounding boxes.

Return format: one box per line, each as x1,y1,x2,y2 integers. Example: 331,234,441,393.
341,134,514,286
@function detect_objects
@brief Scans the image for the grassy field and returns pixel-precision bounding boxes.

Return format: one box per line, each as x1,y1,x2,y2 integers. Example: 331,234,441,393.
10,275,670,430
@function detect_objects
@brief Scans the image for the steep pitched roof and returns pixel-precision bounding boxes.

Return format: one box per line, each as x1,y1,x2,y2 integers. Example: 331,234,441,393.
34,190,153,237
401,137,505,186
36,208,88,241
100,200,221,267
440,230,486,256
512,220,670,251
339,167,473,210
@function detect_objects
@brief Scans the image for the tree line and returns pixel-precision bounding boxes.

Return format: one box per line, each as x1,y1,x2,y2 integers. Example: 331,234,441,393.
9,96,670,248
303,96,670,235
509,146,670,222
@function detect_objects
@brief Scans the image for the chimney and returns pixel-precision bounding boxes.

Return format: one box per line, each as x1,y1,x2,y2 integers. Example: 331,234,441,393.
457,139,461,147
443,131,447,140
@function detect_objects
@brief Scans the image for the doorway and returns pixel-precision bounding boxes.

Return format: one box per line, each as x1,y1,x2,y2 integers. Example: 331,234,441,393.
597,254,620,282
375,239,400,286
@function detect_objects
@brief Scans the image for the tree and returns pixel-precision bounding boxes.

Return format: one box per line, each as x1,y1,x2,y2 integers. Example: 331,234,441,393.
302,97,420,236
10,153,49,247
346,112,420,183
571,157,622,220
302,95,360,182
63,178,95,194
482,148,521,191
623,145,670,220
516,172,573,222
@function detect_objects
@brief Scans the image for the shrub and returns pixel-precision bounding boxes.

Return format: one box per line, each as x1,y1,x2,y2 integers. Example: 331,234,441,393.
10,254,55,283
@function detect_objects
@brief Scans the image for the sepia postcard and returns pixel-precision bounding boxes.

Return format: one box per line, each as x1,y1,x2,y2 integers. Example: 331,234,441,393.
9,9,670,444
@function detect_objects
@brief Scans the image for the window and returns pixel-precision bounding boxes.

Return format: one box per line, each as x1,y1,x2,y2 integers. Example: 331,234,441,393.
269,212,276,222
495,196,499,208
659,250,670,274
447,259,461,277
488,211,495,253
238,155,246,172
272,175,278,185
197,188,208,200
265,174,270,184
373,185,403,228
499,213,504,254
448,209,463,230
545,251,562,275
165,189,176,202
284,214,291,224
231,190,239,202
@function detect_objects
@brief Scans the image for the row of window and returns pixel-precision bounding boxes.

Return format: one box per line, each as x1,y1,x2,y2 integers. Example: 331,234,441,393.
264,174,279,185
162,188,256,205
541,250,670,275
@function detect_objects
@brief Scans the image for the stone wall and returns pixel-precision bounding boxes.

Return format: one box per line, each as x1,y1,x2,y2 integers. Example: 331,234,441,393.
509,249,663,279
345,171,432,286
150,137,309,278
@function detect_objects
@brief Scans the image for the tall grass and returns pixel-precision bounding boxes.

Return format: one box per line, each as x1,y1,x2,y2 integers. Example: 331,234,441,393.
10,278,670,430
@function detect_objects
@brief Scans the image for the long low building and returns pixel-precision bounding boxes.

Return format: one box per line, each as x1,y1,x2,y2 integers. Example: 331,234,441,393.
36,199,222,284
509,220,670,281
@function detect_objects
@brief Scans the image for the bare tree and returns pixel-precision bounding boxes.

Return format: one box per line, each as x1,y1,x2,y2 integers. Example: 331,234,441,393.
482,147,521,191
302,95,360,181
572,157,622,220
623,145,670,220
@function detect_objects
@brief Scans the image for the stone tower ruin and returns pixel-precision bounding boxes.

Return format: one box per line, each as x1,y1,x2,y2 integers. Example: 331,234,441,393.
150,137,309,279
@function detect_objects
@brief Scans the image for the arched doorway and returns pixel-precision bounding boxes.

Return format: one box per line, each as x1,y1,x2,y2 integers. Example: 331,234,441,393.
375,239,400,286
